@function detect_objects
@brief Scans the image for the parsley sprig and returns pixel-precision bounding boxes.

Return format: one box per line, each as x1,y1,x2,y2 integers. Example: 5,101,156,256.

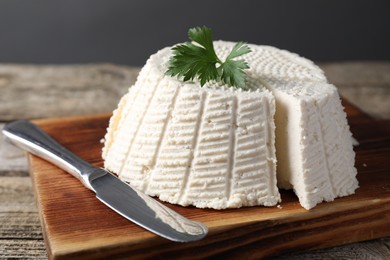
166,26,251,88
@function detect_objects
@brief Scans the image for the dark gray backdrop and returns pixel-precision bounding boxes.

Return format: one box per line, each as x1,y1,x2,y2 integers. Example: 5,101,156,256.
1,0,389,66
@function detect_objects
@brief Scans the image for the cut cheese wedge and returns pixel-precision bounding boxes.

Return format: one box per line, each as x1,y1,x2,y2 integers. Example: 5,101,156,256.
103,41,358,210
264,78,358,209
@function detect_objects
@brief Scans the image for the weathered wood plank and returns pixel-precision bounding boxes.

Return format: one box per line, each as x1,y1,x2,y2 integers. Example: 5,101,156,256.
0,62,389,121
273,237,390,259
0,64,140,120
1,62,389,259
320,62,390,86
0,124,29,176
320,62,390,119
0,239,47,259
0,177,37,212
0,177,47,259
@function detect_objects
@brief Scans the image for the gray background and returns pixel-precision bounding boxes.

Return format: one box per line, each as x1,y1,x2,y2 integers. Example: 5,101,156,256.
1,0,389,66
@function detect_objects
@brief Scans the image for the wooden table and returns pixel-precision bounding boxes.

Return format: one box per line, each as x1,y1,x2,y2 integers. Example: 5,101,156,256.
1,62,389,259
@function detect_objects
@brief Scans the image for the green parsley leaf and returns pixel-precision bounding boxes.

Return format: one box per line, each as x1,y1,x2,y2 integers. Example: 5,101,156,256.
166,26,251,88
218,58,249,88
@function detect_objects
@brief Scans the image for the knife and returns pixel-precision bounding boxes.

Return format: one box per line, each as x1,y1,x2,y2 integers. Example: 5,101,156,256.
2,120,208,242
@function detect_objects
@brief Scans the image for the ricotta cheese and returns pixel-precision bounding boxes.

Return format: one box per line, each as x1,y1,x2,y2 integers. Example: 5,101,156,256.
265,78,358,209
103,41,358,210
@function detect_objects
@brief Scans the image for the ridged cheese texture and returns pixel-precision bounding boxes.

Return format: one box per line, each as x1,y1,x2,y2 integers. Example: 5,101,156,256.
103,41,358,210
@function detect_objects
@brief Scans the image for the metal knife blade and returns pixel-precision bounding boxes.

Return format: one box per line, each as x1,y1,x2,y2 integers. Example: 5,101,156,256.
2,120,208,242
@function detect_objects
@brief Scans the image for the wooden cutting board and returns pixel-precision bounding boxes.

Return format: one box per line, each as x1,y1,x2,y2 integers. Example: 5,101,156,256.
28,100,390,259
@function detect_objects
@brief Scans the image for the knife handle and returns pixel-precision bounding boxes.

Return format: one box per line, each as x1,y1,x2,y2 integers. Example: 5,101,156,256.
2,120,97,191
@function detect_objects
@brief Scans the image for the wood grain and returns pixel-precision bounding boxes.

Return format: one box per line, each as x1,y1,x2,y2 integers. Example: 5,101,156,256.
1,62,389,121
1,62,389,259
0,64,139,121
27,101,390,259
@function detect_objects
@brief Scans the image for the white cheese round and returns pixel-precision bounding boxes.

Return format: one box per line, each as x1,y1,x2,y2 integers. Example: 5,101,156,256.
103,41,358,210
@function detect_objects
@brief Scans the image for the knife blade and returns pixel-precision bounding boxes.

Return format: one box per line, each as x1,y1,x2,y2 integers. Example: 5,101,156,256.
2,120,208,242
